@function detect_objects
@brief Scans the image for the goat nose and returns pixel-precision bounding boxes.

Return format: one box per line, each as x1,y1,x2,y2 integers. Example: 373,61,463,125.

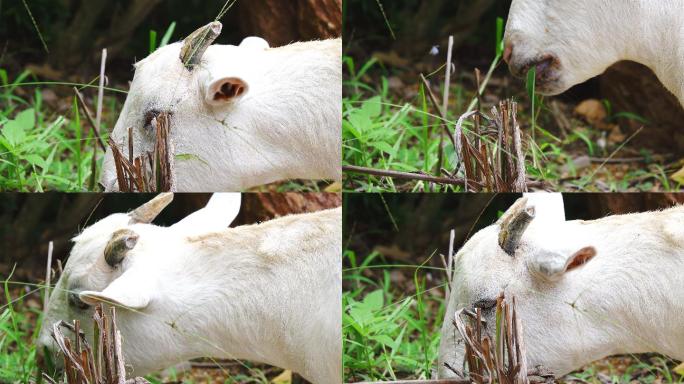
503,43,513,64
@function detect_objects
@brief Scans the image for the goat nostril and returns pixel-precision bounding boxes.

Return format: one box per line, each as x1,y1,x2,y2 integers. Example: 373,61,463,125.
533,54,559,79
536,57,552,72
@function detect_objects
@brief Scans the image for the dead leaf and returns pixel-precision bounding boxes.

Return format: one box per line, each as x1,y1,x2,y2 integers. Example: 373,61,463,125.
574,99,609,129
607,125,626,144
670,165,684,185
271,370,292,384
674,362,684,376
324,181,342,193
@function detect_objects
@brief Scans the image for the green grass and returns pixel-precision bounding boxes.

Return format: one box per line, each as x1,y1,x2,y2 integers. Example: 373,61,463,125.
342,63,679,192
342,17,680,192
0,69,121,192
0,277,48,383
566,356,684,384
149,21,177,54
342,57,462,192
343,250,445,381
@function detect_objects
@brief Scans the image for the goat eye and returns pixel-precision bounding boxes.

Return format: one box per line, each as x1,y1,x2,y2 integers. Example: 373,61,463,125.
473,298,497,311
68,292,90,310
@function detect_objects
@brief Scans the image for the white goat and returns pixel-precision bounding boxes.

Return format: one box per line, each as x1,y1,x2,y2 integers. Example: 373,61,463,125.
438,193,684,378
504,0,684,105
38,193,342,384
101,22,342,192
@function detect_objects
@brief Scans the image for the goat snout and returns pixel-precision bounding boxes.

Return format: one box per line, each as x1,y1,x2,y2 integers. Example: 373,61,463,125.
504,32,562,87
509,52,558,77
507,49,563,94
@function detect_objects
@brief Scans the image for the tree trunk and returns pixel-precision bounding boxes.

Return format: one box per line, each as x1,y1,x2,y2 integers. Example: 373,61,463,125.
98,0,165,58
53,0,109,69
237,0,342,47
51,0,163,70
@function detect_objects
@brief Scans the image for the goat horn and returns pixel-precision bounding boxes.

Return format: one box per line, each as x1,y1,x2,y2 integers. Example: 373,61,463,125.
129,193,173,224
498,197,535,255
180,21,223,70
104,229,139,267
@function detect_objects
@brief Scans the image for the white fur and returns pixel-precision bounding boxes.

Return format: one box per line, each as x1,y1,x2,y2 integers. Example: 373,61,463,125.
505,0,684,104
438,193,684,378
101,37,342,192
38,194,342,384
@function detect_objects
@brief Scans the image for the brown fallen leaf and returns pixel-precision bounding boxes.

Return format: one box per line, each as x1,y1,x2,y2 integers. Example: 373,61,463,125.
674,361,684,375
607,125,626,144
671,165,684,185
575,99,610,130
271,369,292,384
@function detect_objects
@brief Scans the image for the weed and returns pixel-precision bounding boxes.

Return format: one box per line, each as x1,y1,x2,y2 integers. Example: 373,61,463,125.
343,250,445,381
0,276,50,382
0,70,120,191
149,22,177,54
342,16,678,192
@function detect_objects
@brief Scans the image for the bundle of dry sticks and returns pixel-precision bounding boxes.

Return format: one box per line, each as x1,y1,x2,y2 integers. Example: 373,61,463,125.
109,112,175,192
45,304,149,384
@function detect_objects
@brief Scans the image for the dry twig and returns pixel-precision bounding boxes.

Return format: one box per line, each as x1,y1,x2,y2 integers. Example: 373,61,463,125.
49,304,150,384
445,295,556,384
108,112,175,192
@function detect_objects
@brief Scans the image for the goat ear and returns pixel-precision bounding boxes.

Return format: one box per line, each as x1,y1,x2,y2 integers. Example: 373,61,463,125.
204,76,248,106
171,193,241,235
80,270,151,310
239,36,269,50
527,246,597,282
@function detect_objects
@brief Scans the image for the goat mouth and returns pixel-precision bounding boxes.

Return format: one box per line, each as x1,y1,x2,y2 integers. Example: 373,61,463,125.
510,53,561,83
534,55,561,84
513,54,563,95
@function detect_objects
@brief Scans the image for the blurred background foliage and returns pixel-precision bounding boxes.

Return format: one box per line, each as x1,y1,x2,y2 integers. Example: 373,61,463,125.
344,0,512,58
343,193,684,263
0,192,341,281
341,0,684,192
1,0,341,76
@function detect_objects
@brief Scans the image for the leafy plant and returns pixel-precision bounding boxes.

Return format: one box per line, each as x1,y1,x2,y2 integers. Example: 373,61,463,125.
343,250,445,381
0,66,127,191
149,21,177,54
